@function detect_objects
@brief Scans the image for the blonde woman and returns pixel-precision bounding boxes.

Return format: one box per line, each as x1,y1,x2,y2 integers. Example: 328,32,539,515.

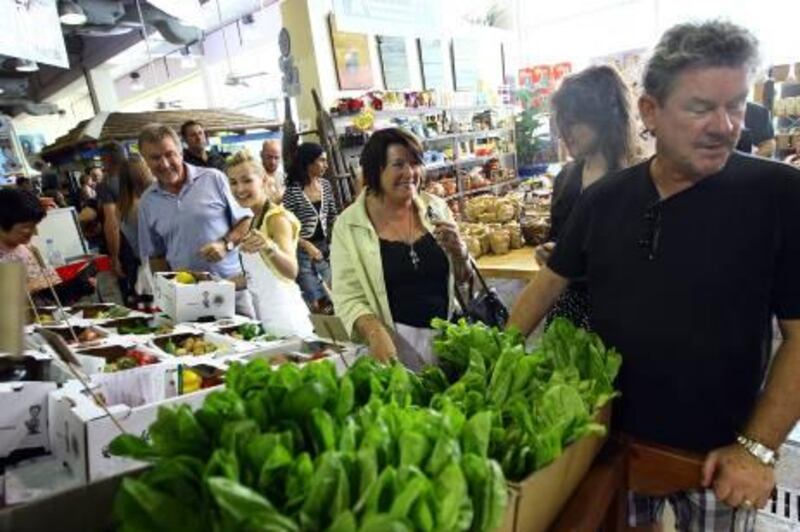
226,150,314,338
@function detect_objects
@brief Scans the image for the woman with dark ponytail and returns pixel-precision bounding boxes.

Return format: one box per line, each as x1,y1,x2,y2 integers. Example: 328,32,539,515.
282,142,338,312
537,65,638,329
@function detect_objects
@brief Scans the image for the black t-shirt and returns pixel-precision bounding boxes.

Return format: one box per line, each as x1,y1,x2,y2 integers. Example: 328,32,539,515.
381,233,450,328
183,149,227,171
95,176,119,206
736,102,774,153
549,161,584,242
549,153,800,452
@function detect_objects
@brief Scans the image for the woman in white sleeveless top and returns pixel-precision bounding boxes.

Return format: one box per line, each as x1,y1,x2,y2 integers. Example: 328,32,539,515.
226,151,314,338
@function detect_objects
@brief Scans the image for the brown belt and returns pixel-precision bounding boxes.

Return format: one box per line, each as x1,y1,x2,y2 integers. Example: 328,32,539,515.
229,274,247,291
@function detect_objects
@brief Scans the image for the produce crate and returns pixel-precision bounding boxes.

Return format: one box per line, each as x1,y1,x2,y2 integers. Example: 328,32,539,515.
98,316,176,338
75,344,163,375
211,321,284,351
34,324,108,346
69,303,131,321
240,338,363,374
24,306,69,326
153,272,235,323
48,380,218,484
497,405,611,532
149,331,238,359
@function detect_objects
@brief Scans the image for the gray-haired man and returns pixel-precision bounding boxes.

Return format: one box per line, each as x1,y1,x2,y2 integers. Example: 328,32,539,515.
509,21,800,530
137,123,255,317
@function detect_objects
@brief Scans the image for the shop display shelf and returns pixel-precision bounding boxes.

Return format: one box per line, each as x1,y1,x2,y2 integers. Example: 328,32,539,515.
424,160,456,171
444,179,520,201
456,154,501,166
332,104,510,121
422,127,510,144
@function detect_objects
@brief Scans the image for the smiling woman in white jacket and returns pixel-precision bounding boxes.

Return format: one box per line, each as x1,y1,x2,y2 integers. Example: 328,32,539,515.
331,128,471,371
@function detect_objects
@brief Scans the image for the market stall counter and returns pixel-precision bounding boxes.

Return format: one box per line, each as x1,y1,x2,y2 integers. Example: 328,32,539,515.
475,246,540,281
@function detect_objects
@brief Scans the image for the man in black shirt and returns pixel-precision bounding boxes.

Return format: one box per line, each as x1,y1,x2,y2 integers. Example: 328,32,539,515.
509,21,800,531
180,120,227,171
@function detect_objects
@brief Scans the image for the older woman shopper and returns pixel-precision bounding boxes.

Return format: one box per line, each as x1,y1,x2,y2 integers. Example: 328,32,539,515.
227,150,314,338
282,142,338,312
0,188,62,302
537,65,638,329
331,128,470,370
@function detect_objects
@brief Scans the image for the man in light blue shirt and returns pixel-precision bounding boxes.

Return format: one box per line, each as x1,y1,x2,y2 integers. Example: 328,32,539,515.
137,123,254,316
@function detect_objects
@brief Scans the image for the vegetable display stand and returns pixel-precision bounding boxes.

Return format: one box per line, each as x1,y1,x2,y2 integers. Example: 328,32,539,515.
550,436,705,531
475,246,540,281
497,405,611,532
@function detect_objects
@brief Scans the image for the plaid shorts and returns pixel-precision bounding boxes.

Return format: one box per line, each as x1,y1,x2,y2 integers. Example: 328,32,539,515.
628,489,758,531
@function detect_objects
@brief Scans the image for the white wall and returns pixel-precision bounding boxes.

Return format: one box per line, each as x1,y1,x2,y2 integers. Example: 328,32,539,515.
518,0,799,70
309,0,515,109
13,78,94,144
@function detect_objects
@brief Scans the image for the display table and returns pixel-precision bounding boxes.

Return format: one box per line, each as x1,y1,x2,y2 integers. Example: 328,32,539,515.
475,247,540,281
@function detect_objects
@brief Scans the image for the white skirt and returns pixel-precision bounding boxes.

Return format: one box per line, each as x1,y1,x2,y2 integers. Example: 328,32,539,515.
241,251,314,338
393,323,439,373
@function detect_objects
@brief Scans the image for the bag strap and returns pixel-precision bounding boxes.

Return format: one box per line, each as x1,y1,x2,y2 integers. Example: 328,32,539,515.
468,256,492,294
453,256,491,313
453,272,471,313
250,203,269,232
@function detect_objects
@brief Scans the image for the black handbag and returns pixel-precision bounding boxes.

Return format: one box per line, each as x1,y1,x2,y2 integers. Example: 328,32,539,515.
452,257,509,328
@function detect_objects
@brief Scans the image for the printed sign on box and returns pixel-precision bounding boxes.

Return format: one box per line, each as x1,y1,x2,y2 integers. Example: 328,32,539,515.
0,382,57,458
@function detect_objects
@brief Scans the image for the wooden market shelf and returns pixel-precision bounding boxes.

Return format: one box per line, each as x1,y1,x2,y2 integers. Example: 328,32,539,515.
443,179,520,201
474,246,540,281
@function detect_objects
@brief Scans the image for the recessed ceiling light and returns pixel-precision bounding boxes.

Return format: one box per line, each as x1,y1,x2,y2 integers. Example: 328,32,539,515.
15,59,39,72
130,72,144,91
58,0,88,26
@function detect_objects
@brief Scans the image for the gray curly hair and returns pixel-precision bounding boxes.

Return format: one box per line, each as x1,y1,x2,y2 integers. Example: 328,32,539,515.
138,123,182,151
643,20,760,104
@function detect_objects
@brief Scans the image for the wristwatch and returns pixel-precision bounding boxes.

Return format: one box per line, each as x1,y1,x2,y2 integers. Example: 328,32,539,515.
736,434,779,466
222,236,235,252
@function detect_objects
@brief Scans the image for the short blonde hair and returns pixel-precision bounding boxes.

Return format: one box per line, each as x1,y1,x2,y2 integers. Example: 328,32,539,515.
225,150,265,177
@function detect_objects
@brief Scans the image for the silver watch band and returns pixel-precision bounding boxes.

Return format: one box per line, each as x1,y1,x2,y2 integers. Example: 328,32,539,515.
736,434,778,466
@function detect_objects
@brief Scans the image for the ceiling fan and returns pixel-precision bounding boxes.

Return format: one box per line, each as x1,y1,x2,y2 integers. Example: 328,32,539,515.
224,71,271,88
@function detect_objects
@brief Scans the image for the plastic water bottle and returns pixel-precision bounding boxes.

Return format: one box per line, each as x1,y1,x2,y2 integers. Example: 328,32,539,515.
45,238,65,267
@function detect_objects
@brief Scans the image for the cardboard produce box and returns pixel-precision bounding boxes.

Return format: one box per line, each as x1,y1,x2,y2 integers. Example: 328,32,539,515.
149,330,240,359
97,315,178,339
240,338,364,374
47,381,218,484
75,343,165,376
33,324,109,346
497,406,611,532
0,382,57,458
153,272,235,323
